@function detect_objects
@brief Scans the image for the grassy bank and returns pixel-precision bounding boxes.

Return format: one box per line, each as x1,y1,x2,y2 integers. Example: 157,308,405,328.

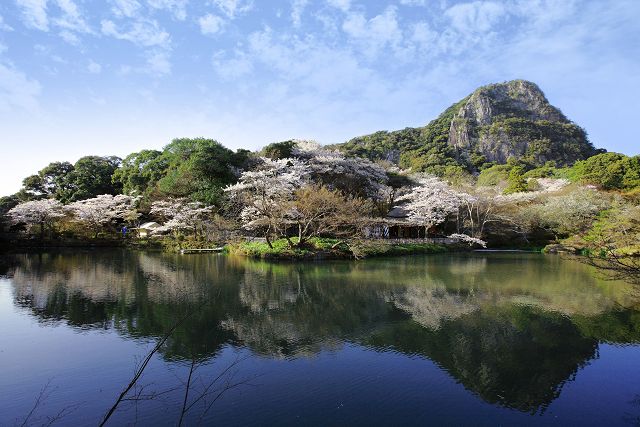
227,237,448,260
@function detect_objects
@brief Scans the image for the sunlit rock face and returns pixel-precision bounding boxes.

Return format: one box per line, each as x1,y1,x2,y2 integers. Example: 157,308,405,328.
448,80,596,166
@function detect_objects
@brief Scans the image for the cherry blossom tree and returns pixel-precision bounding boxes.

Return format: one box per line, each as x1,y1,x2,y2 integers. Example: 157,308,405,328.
7,199,66,239
394,175,461,234
224,158,311,248
150,198,214,238
293,148,391,202
66,194,140,238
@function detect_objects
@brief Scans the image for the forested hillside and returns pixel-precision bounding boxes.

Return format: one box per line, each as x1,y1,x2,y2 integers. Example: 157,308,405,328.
335,80,597,176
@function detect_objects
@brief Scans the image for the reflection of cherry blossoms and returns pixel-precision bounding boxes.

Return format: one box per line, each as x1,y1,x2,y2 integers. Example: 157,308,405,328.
448,233,487,248
383,287,480,330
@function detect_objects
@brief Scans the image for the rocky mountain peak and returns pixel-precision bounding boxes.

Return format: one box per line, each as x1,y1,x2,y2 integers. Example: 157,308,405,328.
448,80,594,166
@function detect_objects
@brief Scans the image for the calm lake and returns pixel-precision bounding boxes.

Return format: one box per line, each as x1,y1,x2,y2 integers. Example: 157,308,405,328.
1,250,640,426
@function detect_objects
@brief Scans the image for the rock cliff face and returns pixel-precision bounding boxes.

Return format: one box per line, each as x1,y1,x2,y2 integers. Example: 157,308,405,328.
448,80,595,166
335,80,597,172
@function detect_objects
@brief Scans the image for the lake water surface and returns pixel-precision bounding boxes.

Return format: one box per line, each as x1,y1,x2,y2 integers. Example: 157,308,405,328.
2,251,640,426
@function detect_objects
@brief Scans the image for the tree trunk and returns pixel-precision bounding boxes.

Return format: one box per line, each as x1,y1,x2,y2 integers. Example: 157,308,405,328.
265,233,273,249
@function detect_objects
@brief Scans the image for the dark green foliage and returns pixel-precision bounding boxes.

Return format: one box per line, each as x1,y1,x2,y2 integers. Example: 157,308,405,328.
335,98,470,176
65,156,122,202
21,161,75,201
523,162,559,179
337,128,424,164
477,164,512,187
0,194,21,215
261,140,298,159
571,152,640,190
112,150,168,196
504,166,528,194
403,97,470,173
155,138,249,205
19,157,121,203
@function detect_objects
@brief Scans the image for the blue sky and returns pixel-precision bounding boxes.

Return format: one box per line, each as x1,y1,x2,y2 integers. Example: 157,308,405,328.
0,0,639,196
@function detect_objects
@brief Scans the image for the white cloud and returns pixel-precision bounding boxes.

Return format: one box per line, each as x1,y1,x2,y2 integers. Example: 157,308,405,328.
147,0,189,21
59,29,79,44
409,21,437,51
0,62,41,112
34,43,67,64
211,0,253,19
326,0,350,12
243,26,380,98
87,60,102,73
111,0,142,18
291,0,308,28
101,18,171,47
16,0,49,31
342,6,402,57
53,0,91,33
444,1,507,34
212,50,253,79
198,13,225,35
146,50,171,75
0,15,15,31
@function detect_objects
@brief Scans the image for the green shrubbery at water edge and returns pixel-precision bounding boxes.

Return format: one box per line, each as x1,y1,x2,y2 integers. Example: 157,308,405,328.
227,237,448,259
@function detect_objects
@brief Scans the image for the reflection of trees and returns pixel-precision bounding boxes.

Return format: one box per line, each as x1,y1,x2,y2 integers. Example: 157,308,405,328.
222,261,395,358
5,251,640,413
9,251,138,326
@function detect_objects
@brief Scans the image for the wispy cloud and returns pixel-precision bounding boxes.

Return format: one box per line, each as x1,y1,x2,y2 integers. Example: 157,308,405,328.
290,0,308,28
145,49,171,75
87,60,102,73
326,0,350,12
342,6,402,58
444,1,507,34
110,0,142,18
211,0,253,19
0,61,41,111
212,49,253,79
15,0,49,31
198,13,225,35
0,15,15,31
59,29,79,44
101,18,171,47
147,0,188,21
53,0,91,33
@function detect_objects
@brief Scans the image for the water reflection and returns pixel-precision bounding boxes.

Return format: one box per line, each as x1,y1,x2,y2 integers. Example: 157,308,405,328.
4,250,640,413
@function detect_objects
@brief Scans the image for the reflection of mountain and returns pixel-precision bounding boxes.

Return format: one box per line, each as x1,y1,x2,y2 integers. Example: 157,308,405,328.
4,251,640,413
366,305,597,412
